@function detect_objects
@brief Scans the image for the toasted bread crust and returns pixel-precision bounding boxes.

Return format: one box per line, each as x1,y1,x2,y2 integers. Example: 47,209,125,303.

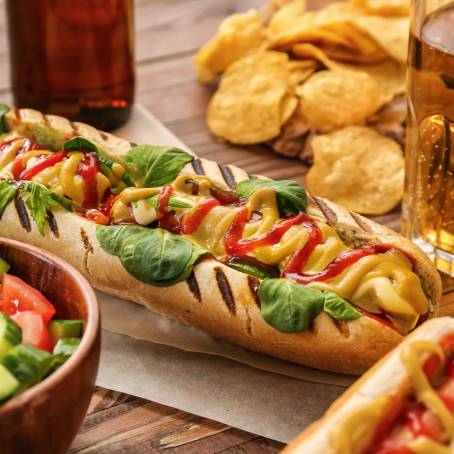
283,317,454,453
0,108,443,374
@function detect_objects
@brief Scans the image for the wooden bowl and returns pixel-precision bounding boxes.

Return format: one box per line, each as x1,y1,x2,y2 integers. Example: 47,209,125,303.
0,237,100,454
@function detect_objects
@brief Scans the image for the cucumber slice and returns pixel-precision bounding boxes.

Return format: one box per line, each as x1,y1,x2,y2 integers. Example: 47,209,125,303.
0,257,10,281
47,338,81,376
1,344,52,392
0,364,19,402
0,313,22,358
49,320,83,344
53,337,81,357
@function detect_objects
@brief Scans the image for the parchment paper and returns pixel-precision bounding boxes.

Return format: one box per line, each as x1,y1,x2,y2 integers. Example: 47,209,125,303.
95,105,352,443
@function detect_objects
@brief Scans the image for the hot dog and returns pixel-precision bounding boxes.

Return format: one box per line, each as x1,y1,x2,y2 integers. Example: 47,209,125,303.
0,106,442,374
284,317,454,453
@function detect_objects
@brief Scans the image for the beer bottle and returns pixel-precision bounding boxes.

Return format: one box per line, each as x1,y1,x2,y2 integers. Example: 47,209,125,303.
6,0,135,131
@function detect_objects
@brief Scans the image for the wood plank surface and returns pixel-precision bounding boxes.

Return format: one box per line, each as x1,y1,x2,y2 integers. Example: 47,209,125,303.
0,0,452,452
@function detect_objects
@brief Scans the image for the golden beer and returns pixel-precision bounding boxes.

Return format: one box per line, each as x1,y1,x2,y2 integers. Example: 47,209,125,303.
402,0,454,276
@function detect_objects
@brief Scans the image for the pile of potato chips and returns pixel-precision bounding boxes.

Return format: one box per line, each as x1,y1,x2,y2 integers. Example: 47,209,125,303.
194,0,409,215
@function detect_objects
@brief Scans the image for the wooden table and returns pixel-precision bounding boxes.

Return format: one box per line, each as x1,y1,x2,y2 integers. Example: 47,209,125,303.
0,0,453,452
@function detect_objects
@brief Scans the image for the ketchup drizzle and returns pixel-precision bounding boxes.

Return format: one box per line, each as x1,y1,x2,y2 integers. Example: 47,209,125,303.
100,194,118,218
283,217,323,275
9,138,45,180
20,151,68,181
284,244,392,284
156,185,174,219
181,197,220,235
224,207,310,256
78,152,100,209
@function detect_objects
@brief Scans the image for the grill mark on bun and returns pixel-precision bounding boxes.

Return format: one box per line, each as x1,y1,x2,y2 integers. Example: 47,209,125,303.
69,121,78,136
218,164,236,189
100,132,109,141
187,272,201,302
80,228,94,254
191,159,205,175
42,113,51,129
244,306,253,336
14,108,21,121
350,211,373,234
247,275,261,308
14,196,31,232
306,194,319,211
215,267,236,315
80,228,93,275
47,211,59,238
314,197,337,223
333,320,350,337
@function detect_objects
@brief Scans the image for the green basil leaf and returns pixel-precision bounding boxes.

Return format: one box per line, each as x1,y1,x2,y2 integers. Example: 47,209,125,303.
173,244,209,286
120,229,193,285
124,145,193,187
21,182,73,235
64,136,98,152
96,225,149,256
0,104,10,134
258,279,324,333
147,194,192,209
97,225,208,286
226,262,273,280
0,181,17,218
323,291,361,321
236,178,307,216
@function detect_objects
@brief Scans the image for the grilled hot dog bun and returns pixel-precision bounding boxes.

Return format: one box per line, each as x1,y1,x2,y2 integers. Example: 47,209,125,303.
0,108,442,374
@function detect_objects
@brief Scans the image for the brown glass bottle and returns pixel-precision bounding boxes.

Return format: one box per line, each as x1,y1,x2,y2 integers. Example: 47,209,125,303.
6,0,135,130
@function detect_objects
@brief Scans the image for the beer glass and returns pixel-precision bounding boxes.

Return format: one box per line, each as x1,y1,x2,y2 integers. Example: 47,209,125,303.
402,0,454,277
5,0,135,131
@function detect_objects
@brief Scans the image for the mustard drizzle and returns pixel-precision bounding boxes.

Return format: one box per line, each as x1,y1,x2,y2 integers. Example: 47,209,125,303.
0,133,112,207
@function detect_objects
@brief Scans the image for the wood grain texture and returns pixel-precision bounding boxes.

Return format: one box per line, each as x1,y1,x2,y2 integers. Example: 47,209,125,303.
0,0,452,451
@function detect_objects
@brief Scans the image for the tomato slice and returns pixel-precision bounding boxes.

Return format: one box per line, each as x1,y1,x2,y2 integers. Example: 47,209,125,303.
423,353,441,380
438,376,454,412
405,403,445,442
84,209,109,225
12,311,53,351
2,274,56,324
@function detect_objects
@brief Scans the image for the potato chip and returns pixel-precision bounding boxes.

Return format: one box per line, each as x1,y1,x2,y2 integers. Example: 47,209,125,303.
267,108,313,158
194,10,266,83
307,126,404,214
299,69,382,132
288,59,318,85
292,43,405,104
270,2,407,64
268,0,307,35
270,3,354,47
207,51,297,144
351,0,410,16
260,0,298,24
271,15,388,63
281,94,299,125
354,60,406,104
351,15,409,64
